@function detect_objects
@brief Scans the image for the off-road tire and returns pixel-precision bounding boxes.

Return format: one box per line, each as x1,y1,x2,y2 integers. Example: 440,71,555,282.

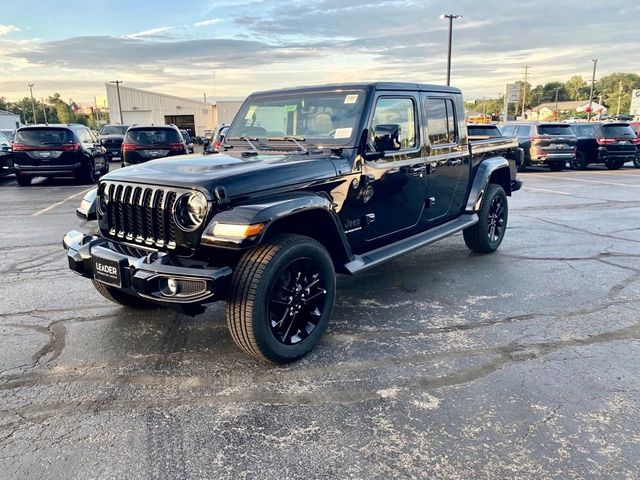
225,234,336,363
464,183,508,254
634,156,640,169
570,152,588,170
92,279,156,308
16,175,32,186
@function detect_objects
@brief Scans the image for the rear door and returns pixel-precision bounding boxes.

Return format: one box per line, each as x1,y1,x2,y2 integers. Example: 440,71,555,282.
600,124,638,158
423,94,469,224
13,128,78,167
534,124,577,155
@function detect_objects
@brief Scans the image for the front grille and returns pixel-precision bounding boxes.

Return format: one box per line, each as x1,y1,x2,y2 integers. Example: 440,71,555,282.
103,139,122,148
101,181,179,249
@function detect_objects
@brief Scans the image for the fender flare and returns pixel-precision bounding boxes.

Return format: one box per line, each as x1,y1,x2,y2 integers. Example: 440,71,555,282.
465,157,510,212
76,188,97,221
201,192,352,259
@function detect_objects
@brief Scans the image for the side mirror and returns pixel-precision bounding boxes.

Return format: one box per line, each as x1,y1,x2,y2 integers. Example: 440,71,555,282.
373,124,402,152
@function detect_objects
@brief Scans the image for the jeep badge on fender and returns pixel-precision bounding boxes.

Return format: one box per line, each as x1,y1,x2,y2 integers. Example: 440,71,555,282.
63,82,523,363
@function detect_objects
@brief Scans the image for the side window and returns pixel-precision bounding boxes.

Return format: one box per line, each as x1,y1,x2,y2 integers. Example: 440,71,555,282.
501,125,516,136
370,97,417,151
425,98,456,146
80,129,93,144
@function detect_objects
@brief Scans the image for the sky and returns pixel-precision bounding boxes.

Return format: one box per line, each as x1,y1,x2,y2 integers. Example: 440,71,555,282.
1,0,639,106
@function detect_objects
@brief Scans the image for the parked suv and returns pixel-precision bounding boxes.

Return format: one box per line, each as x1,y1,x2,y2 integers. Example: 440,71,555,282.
500,122,576,171
0,131,12,177
64,82,522,363
121,125,187,167
98,124,129,162
12,124,107,186
569,123,639,170
180,129,195,153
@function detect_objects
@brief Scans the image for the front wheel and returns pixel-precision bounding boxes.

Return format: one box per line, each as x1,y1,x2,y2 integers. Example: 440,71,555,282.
634,156,640,169
605,161,623,170
225,234,336,363
464,183,508,254
78,158,97,184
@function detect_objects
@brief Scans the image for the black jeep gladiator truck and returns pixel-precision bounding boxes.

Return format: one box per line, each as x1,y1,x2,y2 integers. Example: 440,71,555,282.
63,82,523,363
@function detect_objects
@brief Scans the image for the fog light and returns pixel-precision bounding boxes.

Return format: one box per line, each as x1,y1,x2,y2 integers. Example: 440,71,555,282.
166,278,180,295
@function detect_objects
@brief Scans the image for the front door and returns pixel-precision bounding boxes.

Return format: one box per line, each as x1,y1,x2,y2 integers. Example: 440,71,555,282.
357,95,427,243
422,94,469,224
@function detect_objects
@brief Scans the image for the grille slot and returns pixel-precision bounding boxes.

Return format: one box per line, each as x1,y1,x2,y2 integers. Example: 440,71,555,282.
101,181,185,250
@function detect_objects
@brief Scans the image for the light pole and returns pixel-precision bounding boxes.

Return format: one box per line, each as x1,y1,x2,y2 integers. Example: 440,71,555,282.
521,65,530,119
554,88,559,119
587,59,599,121
440,14,462,86
41,98,48,124
616,80,623,117
203,93,207,103
27,83,37,124
109,80,124,123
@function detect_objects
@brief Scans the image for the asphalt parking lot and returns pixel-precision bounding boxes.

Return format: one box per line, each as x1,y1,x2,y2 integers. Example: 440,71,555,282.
1,164,640,479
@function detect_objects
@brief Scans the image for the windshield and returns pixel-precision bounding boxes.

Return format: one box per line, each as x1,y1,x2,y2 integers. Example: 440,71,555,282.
601,124,636,138
125,128,181,145
538,125,574,136
100,125,128,135
226,90,366,145
15,128,74,146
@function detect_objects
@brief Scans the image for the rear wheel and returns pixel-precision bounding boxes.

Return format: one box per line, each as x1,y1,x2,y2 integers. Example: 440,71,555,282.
570,151,588,170
548,161,564,171
92,279,157,308
225,234,336,363
464,183,508,254
634,156,640,169
16,175,32,187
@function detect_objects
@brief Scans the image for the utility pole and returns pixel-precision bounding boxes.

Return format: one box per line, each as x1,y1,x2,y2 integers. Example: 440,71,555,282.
203,93,207,103
440,14,462,86
213,72,217,103
482,97,486,115
27,83,37,124
109,80,124,123
41,98,48,124
616,80,623,116
554,88,559,119
521,65,530,119
587,59,599,121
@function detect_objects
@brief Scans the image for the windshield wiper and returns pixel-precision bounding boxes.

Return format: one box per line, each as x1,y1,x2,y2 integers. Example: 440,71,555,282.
266,136,308,154
226,136,259,152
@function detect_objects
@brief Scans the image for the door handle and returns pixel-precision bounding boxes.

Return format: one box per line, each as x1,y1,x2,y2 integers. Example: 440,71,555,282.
447,159,463,166
403,165,426,175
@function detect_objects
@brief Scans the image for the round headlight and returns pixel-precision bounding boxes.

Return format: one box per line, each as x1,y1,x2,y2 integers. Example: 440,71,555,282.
174,192,208,231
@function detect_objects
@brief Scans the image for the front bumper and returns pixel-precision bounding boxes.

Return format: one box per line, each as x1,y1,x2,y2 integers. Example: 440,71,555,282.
63,230,232,314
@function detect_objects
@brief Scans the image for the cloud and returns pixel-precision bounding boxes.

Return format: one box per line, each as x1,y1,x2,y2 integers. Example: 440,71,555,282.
194,19,222,27
0,24,21,35
123,26,173,39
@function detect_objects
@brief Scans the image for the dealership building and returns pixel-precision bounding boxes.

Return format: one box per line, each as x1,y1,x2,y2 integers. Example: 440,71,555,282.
104,83,243,136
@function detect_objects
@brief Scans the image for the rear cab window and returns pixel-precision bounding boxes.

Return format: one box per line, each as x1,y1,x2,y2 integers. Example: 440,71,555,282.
601,124,636,138
125,128,181,145
538,125,575,136
468,126,501,137
15,128,75,146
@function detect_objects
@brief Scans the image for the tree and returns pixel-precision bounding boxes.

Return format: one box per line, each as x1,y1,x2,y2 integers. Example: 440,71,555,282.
565,75,588,101
596,72,640,115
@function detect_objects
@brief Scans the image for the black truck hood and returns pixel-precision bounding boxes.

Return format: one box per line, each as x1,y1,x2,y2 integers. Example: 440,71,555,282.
103,152,339,198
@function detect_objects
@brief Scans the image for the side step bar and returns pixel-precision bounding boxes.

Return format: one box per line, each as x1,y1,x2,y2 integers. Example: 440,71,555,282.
344,213,479,274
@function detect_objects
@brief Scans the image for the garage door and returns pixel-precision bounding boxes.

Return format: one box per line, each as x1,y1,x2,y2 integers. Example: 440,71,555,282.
122,110,152,126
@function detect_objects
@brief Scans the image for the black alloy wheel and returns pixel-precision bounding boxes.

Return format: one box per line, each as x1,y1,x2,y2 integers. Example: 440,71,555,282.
634,155,640,169
268,258,328,345
487,194,507,244
226,234,336,363
463,183,509,253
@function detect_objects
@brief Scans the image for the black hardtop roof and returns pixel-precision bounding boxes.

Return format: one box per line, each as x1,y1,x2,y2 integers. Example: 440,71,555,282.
250,82,461,96
507,122,574,127
127,124,179,130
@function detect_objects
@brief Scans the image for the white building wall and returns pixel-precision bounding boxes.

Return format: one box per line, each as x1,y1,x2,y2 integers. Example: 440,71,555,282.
0,111,22,130
105,84,230,136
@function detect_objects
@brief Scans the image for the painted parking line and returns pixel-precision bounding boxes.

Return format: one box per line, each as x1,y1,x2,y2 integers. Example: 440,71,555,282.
31,187,94,217
534,176,640,188
522,186,571,195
